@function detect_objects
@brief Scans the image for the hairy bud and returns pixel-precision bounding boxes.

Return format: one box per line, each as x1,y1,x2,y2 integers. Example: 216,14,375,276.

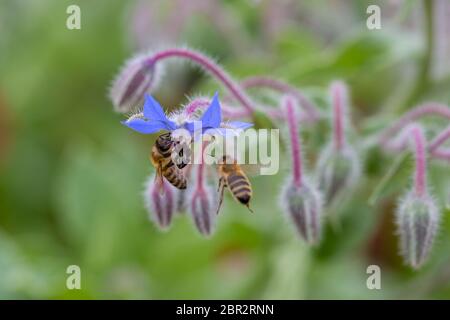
188,186,216,236
280,178,323,245
187,160,216,236
109,53,161,113
176,189,187,214
144,174,177,230
396,192,440,269
316,144,360,205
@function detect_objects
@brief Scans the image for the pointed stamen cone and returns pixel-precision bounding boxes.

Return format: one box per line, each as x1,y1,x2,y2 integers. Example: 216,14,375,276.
396,192,440,269
316,144,360,205
144,174,177,230
109,53,161,113
280,178,323,245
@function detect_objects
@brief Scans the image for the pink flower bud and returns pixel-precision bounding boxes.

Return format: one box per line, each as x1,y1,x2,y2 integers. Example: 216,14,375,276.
280,178,323,245
188,186,216,236
176,189,187,214
186,150,217,236
143,174,177,230
396,192,440,269
109,53,161,113
316,144,360,205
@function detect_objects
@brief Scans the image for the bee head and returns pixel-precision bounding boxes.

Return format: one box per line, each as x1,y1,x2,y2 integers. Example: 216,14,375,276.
171,129,192,145
220,155,237,166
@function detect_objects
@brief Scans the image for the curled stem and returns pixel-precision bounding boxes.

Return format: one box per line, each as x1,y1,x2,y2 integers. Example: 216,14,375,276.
431,148,450,161
379,103,450,150
185,98,210,116
381,123,429,196
241,76,320,122
147,48,255,112
429,125,450,152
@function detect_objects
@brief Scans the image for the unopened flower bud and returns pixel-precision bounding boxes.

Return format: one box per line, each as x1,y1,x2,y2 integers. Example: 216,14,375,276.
316,144,360,205
109,53,161,113
280,178,323,245
188,186,216,236
176,189,187,214
396,192,440,269
144,174,177,230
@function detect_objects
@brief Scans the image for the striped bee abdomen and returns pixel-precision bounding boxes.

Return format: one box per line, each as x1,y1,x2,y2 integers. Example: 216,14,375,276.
227,174,252,204
163,165,187,189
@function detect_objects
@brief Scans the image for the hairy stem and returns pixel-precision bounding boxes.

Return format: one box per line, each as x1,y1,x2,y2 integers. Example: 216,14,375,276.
284,96,303,187
430,148,450,161
429,125,450,152
184,97,253,119
330,81,346,151
185,98,210,116
241,76,320,122
410,126,427,197
147,48,254,112
379,103,450,149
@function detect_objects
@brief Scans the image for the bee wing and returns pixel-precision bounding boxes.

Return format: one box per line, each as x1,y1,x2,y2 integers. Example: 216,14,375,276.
187,164,218,181
239,164,263,177
154,166,165,195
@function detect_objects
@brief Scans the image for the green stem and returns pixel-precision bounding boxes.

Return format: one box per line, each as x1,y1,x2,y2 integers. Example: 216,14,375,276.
397,0,434,112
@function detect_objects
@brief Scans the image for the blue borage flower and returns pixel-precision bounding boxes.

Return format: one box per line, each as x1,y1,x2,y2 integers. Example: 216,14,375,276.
122,92,253,136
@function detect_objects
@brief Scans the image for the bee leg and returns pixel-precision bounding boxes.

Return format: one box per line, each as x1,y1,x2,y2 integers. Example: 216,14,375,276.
245,204,254,213
216,178,225,215
217,177,223,192
155,163,165,195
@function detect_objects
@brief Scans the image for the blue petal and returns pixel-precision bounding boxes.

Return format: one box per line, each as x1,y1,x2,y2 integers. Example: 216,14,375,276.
163,119,177,131
199,92,221,129
204,128,235,136
143,94,167,121
142,95,177,130
184,122,195,134
227,121,253,130
122,118,167,134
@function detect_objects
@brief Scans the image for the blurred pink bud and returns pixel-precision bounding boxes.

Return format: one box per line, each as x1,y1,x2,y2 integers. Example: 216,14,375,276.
187,160,216,236
396,192,440,269
144,174,177,230
280,178,323,245
188,186,216,236
109,53,161,113
176,189,187,214
316,144,360,205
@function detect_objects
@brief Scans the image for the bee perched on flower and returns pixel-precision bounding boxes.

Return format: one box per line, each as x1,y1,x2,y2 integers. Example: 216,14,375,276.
121,92,252,234
123,92,252,136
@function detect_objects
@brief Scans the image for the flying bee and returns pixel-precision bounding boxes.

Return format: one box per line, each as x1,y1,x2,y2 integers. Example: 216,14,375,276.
216,155,254,214
150,132,190,190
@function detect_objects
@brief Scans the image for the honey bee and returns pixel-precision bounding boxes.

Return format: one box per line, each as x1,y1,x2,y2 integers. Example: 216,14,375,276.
216,155,253,214
150,132,188,190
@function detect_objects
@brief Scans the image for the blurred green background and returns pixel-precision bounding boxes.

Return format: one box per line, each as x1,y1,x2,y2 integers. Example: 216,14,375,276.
0,0,449,299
